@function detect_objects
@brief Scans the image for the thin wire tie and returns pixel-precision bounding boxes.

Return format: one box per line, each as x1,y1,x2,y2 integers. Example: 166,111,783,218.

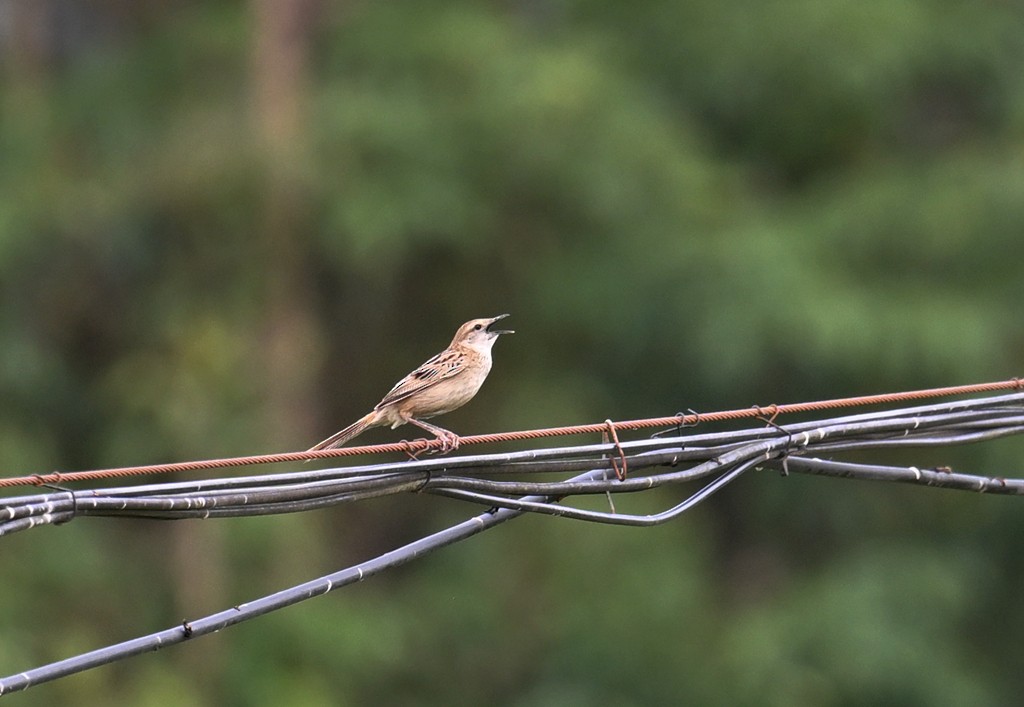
36,474,78,525
415,469,432,493
651,409,702,438
753,409,802,477
603,419,629,481
598,425,618,513
751,404,780,424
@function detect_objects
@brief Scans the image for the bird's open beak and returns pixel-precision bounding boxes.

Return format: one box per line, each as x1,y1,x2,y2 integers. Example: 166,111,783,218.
486,313,514,335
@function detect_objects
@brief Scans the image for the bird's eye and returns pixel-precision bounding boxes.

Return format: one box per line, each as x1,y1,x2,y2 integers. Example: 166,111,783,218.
473,324,482,330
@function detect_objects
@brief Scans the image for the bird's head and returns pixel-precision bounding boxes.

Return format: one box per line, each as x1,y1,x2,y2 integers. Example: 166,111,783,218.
452,314,514,351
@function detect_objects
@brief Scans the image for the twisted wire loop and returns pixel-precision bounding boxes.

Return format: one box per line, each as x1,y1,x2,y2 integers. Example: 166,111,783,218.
602,419,629,480
752,408,801,476
652,408,702,438
752,404,780,424
1,384,1024,694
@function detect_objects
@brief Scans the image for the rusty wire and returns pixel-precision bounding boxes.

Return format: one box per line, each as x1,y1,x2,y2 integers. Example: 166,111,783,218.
1,387,1023,694
1,378,1020,490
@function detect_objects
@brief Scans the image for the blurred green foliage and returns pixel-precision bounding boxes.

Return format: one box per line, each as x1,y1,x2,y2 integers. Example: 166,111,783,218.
1,0,1023,704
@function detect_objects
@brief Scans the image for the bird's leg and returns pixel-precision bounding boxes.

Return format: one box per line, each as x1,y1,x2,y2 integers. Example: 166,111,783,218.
407,418,461,452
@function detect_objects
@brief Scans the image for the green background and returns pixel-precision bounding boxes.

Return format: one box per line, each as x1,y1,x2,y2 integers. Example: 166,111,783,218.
2,0,1023,704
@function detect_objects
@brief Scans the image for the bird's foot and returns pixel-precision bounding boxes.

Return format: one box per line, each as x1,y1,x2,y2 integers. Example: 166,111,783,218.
432,431,461,454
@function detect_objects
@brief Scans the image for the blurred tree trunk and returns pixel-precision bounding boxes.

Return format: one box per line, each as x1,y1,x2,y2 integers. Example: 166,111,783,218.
6,0,51,102
168,519,229,695
251,0,324,450
164,0,326,693
252,0,333,599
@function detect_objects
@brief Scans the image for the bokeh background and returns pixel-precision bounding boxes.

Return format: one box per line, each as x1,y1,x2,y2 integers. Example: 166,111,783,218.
2,0,1024,704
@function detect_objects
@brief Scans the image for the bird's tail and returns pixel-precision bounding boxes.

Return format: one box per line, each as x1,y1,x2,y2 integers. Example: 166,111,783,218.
308,412,378,451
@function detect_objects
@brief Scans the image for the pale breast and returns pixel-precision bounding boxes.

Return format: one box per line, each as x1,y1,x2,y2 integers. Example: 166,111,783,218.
397,351,492,420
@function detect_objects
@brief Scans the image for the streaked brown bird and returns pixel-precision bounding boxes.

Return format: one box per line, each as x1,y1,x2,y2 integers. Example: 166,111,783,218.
309,314,514,452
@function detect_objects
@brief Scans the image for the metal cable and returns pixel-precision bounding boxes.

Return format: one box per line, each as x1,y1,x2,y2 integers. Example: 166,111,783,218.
1,378,1020,489
2,388,1023,694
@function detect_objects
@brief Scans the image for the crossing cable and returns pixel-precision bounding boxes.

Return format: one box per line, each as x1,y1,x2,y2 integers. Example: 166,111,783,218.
2,389,1023,536
1,385,1023,694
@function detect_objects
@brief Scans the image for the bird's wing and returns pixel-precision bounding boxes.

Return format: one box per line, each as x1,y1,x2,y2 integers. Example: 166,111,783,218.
374,348,467,409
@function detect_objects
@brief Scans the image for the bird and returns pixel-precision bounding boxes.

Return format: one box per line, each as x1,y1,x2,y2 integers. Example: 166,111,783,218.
309,314,514,452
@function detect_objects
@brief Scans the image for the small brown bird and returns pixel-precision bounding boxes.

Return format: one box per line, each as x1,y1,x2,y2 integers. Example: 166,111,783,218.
309,314,514,452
